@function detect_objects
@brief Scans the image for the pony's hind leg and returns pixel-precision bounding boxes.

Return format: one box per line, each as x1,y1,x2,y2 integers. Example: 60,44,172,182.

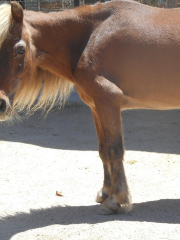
91,76,132,214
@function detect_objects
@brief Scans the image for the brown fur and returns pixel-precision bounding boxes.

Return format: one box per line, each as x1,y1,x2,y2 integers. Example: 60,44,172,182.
1,0,180,214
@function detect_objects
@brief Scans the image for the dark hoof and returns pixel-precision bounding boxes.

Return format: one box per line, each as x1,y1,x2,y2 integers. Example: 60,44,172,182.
97,205,117,215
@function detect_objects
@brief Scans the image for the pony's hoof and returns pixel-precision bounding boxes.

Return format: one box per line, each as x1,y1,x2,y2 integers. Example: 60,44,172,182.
97,205,116,215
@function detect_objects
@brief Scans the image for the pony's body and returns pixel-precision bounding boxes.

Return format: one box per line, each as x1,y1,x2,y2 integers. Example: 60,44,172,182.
0,0,180,214
23,1,180,110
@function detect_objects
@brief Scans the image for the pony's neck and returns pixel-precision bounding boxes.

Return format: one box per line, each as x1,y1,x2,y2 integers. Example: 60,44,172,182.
24,4,111,81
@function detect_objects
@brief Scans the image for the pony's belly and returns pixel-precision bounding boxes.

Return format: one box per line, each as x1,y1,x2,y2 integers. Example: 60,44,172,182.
121,95,180,110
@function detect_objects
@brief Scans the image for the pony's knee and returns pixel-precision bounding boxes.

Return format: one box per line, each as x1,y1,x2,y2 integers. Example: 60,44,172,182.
99,135,124,162
107,135,124,161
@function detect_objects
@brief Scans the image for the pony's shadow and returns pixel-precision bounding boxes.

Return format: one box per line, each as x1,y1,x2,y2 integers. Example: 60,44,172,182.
1,105,180,154
122,109,180,155
0,199,180,240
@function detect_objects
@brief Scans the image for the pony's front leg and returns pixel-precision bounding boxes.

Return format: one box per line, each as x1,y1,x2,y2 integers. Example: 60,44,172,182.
91,110,112,203
90,77,132,214
96,162,111,203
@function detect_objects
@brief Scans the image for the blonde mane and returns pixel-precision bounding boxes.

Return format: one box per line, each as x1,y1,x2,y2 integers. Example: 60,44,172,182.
13,67,74,114
0,4,74,114
0,4,12,49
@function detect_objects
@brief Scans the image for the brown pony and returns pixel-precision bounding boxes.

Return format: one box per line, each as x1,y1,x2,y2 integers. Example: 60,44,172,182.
0,0,180,215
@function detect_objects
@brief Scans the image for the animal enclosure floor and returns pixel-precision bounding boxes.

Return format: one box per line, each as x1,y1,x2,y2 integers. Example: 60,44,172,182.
0,105,180,240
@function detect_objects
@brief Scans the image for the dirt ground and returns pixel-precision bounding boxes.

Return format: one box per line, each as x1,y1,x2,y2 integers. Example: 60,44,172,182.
0,104,180,240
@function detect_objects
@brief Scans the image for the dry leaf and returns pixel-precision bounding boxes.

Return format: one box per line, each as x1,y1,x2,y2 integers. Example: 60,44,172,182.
56,191,63,197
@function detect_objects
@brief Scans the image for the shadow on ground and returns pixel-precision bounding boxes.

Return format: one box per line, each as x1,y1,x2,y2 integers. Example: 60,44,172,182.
0,199,180,240
0,105,180,154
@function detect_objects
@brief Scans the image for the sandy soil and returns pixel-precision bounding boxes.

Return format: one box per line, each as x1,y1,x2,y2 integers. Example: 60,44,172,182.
0,104,180,240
